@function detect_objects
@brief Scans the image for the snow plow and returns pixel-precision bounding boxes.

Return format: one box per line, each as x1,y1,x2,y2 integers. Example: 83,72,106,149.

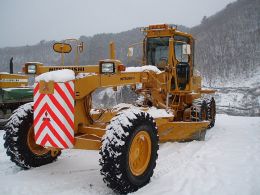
3,24,216,194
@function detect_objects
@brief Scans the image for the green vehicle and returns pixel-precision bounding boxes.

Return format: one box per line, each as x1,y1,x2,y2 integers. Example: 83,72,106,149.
0,61,33,127
0,87,33,121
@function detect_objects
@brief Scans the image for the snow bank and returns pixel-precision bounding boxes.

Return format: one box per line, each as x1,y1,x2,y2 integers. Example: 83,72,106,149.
35,69,75,82
125,65,162,74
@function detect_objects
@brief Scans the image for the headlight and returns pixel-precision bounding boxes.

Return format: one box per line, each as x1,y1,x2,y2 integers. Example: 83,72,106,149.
101,62,115,74
27,64,36,74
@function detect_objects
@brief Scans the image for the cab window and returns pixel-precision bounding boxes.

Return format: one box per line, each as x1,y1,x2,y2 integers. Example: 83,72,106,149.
174,35,190,63
146,37,169,69
175,42,189,63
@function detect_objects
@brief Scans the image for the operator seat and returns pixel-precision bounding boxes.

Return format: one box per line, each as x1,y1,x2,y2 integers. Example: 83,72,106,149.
176,62,190,90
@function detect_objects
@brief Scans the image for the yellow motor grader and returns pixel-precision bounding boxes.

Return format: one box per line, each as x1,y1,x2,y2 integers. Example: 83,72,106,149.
4,24,216,194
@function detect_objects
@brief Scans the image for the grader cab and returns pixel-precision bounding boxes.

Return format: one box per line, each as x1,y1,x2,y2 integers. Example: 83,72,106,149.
4,24,216,194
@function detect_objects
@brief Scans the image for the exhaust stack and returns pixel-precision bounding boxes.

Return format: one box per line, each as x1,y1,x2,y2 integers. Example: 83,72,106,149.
9,57,13,74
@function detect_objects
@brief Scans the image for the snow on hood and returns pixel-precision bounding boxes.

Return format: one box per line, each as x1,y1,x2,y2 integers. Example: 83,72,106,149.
76,72,97,79
112,103,174,118
146,107,174,118
124,65,162,74
35,69,75,82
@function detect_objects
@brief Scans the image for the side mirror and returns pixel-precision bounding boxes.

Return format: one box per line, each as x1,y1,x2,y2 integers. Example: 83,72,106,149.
182,44,191,55
53,43,72,53
127,47,134,57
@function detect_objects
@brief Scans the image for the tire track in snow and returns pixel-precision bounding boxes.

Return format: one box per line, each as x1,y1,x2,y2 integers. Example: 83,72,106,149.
152,126,218,181
153,141,206,180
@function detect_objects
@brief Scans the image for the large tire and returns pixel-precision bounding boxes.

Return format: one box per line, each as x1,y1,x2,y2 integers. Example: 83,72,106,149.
191,99,208,121
207,97,216,129
191,99,208,141
3,102,61,169
99,109,159,194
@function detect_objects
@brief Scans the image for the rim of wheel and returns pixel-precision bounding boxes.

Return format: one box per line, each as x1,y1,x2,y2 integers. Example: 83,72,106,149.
129,130,152,176
27,126,49,156
201,109,207,120
210,101,216,119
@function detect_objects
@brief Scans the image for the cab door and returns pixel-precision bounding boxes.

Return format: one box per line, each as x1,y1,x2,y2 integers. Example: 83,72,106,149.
173,35,191,91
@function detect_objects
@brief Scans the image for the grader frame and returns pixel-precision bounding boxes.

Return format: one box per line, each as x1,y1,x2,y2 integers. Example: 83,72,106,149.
24,24,214,152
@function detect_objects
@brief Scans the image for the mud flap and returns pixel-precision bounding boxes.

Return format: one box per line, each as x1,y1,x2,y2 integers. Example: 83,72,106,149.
33,80,75,149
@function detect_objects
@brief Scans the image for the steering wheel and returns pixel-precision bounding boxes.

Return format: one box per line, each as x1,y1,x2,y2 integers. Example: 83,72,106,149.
157,57,168,70
159,57,168,62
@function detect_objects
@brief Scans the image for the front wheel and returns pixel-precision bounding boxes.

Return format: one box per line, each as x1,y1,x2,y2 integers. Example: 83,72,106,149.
99,109,159,194
3,102,61,169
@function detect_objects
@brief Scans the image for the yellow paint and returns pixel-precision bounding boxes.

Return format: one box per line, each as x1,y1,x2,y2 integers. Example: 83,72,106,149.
129,131,152,176
73,134,101,150
39,81,54,94
109,42,116,59
27,126,50,156
53,43,72,54
157,120,209,142
0,73,29,88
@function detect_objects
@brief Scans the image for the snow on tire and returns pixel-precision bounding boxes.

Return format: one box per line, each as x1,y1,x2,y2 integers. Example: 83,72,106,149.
192,99,208,121
3,102,61,169
99,109,159,194
206,97,216,129
191,99,208,141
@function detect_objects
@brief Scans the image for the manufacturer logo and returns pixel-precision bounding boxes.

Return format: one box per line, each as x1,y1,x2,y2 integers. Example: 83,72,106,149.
39,81,54,94
49,67,85,72
42,111,50,122
42,82,49,92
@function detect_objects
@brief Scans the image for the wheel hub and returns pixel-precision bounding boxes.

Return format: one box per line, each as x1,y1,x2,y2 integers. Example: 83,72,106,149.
129,131,152,176
27,126,49,156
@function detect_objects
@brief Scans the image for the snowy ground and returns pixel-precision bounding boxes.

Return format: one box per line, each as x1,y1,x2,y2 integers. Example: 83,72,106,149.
0,114,260,195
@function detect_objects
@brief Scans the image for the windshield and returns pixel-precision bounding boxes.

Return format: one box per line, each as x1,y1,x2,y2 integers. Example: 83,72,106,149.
174,35,190,63
146,36,190,68
146,37,169,69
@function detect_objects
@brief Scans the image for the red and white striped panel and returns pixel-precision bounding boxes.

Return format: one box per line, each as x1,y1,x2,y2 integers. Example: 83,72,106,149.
33,81,75,149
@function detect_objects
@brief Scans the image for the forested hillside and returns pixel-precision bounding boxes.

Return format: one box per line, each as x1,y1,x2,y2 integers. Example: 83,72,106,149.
0,0,259,115
191,0,260,86
1,0,258,84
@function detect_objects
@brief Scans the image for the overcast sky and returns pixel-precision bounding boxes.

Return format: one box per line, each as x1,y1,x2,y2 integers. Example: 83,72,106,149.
0,0,236,48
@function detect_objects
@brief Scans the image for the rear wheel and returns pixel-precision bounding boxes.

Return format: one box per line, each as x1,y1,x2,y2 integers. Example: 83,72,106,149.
191,99,208,121
3,102,61,169
191,99,208,141
99,109,159,194
207,97,216,129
